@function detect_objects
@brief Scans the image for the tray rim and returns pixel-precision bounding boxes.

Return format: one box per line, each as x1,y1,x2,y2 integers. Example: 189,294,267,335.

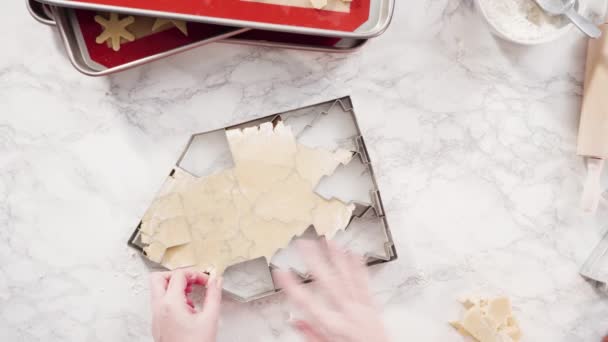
36,0,395,39
220,35,368,52
27,0,56,26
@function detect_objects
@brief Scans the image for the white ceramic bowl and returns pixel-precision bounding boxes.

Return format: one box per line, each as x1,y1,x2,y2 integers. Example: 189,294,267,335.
474,0,586,45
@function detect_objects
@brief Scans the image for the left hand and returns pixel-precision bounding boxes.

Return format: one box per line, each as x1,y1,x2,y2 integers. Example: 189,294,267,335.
149,269,223,342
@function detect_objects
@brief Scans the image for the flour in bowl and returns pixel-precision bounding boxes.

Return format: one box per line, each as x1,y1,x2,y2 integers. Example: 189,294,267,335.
479,0,568,42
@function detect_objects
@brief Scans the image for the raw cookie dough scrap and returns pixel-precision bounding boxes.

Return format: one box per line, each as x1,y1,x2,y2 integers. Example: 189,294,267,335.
94,13,135,51
450,296,522,342
141,121,356,275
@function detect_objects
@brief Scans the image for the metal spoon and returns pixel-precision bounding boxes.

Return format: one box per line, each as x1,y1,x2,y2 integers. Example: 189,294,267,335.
533,0,602,38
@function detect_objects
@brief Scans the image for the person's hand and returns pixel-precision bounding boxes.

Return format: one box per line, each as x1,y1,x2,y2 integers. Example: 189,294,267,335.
274,240,389,342
149,269,223,342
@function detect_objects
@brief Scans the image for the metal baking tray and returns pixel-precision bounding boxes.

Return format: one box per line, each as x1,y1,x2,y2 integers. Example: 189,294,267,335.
128,97,398,302
36,3,367,76
27,0,56,25
221,31,368,53
52,6,249,76
36,0,394,39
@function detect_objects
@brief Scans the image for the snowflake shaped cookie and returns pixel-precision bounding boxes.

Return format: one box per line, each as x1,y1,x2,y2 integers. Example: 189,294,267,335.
94,13,136,52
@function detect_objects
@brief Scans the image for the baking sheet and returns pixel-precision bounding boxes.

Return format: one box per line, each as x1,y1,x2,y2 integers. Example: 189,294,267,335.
52,7,248,75
50,6,367,76
27,0,56,25
128,97,397,302
36,0,394,38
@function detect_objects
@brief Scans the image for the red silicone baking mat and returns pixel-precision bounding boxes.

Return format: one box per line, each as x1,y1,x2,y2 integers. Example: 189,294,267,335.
76,10,241,68
74,10,344,69
68,0,370,33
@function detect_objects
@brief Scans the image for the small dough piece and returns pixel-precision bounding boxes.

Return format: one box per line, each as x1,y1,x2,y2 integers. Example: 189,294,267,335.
451,296,520,342
496,332,515,342
152,18,188,36
312,199,355,238
487,297,512,327
94,13,135,51
162,244,197,269
462,307,499,342
144,241,167,263
449,321,473,338
459,296,488,310
506,316,517,326
500,325,522,341
156,217,192,248
226,122,297,167
310,0,328,9
500,316,522,340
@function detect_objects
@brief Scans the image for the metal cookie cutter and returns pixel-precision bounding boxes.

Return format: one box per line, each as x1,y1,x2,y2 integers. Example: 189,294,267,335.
128,97,398,302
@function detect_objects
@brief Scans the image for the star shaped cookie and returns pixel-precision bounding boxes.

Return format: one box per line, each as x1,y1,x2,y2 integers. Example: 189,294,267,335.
152,18,188,36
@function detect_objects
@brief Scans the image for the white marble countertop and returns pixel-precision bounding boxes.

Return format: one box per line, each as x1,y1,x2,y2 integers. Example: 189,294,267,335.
3,0,608,341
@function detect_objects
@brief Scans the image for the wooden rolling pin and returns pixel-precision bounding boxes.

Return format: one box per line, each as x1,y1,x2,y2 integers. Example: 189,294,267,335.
578,24,608,213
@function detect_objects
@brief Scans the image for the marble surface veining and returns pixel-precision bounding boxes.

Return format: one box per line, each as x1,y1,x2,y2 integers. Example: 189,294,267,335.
3,0,608,341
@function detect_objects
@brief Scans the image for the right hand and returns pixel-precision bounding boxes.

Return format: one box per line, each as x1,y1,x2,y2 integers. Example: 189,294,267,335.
274,240,389,342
